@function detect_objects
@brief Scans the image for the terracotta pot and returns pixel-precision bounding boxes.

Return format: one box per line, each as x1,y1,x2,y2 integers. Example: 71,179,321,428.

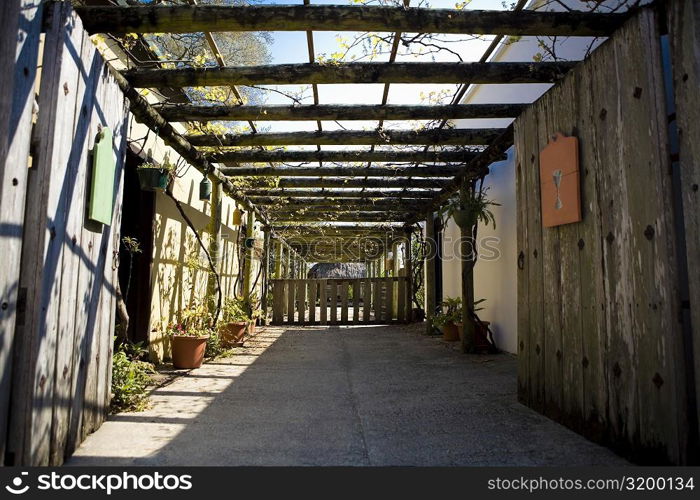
457,321,492,351
441,322,460,341
219,321,247,347
171,335,208,369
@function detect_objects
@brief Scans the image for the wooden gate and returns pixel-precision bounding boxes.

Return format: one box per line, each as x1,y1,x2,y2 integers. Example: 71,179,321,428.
271,277,411,325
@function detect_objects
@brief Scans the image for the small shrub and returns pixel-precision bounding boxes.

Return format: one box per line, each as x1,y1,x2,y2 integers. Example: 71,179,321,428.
205,329,228,359
110,341,154,413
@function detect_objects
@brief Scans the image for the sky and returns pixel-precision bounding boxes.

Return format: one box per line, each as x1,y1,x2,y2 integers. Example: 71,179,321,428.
241,0,510,142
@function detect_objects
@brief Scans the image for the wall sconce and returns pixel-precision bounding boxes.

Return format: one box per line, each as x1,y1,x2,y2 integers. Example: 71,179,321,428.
199,176,212,201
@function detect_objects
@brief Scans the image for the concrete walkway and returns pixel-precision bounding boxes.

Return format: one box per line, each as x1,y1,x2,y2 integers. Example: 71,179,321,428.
68,324,627,466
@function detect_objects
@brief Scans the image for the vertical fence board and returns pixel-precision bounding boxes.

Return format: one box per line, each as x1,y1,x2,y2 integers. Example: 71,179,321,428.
352,279,360,324
515,107,530,406
515,8,688,463
668,0,700,455
0,0,42,462
296,279,306,324
363,279,371,323
340,281,349,324
330,281,338,324
319,280,327,324
286,279,295,324
308,281,316,324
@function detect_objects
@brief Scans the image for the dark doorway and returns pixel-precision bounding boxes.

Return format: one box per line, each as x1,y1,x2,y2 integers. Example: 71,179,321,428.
117,147,156,345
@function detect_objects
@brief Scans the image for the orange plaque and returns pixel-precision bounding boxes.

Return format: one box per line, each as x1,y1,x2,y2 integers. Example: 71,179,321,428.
539,132,581,228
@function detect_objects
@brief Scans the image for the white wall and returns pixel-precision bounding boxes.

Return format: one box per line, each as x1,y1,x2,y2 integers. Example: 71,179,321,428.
438,0,609,353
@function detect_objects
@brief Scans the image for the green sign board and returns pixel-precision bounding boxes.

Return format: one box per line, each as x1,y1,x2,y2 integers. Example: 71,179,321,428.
88,127,116,225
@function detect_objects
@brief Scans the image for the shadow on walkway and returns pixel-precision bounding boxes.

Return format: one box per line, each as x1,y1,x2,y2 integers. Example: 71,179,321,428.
68,324,627,466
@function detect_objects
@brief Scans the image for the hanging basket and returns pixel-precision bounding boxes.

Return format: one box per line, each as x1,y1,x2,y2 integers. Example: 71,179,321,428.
452,209,473,228
137,167,170,192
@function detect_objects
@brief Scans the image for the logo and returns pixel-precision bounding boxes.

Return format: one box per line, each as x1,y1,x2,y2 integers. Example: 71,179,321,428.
5,472,29,495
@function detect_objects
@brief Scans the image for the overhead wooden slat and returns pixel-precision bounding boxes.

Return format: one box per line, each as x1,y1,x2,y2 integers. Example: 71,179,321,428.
274,206,416,213
76,5,626,37
124,62,577,88
249,189,437,199
221,165,464,177
191,129,502,147
272,213,411,222
210,149,476,164
276,177,451,189
156,103,527,122
255,198,426,208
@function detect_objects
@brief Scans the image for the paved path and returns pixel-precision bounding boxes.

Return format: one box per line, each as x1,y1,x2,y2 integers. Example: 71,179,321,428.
69,325,627,466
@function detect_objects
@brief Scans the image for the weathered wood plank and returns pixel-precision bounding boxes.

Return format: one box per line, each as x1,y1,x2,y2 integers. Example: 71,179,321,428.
273,178,451,189
296,279,306,324
125,62,577,88
0,0,42,463
50,23,96,465
159,103,526,123
352,279,360,324
286,279,295,324
340,281,349,324
77,5,626,37
668,0,700,455
218,149,472,165
514,108,530,406
319,279,327,324
576,43,608,443
221,166,467,178
363,279,371,323
252,190,436,200
193,128,502,147
10,1,87,465
272,281,284,324
329,281,338,324
397,277,406,324
308,281,316,324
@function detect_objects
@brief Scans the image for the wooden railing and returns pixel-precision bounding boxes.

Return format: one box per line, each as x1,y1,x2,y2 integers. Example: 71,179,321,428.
271,277,411,325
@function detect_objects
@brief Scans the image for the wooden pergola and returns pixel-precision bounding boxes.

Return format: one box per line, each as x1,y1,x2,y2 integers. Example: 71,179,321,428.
74,2,627,264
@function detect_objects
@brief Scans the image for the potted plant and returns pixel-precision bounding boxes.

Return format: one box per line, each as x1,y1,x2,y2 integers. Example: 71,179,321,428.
136,160,173,192
168,305,211,369
432,297,462,341
219,296,250,347
456,299,493,351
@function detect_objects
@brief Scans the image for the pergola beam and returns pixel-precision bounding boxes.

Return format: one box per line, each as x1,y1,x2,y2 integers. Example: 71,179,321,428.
76,5,626,37
190,129,502,147
275,178,452,189
210,149,475,164
220,165,465,177
250,189,437,199
124,62,577,88
254,198,426,208
272,213,410,222
156,103,527,122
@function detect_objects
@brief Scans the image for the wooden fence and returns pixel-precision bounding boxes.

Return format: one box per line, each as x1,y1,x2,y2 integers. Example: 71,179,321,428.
1,2,128,466
515,4,697,464
271,277,411,325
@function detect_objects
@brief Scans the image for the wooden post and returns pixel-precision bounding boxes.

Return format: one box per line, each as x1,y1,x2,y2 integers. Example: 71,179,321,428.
242,210,255,303
392,240,400,316
424,212,436,333
459,182,476,353
285,245,292,278
205,179,222,311
404,228,413,323
261,226,270,324
274,239,282,279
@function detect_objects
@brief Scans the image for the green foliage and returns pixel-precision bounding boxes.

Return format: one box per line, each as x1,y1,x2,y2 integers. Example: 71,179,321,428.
221,296,250,323
205,329,228,359
432,297,463,328
439,185,500,230
111,341,154,413
167,302,213,338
